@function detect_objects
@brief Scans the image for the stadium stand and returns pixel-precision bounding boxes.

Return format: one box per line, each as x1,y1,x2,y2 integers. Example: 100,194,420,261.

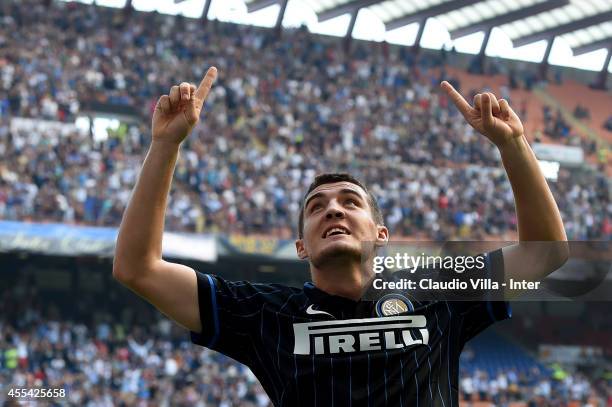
546,81,612,143
0,0,611,406
0,1,609,240
460,333,548,378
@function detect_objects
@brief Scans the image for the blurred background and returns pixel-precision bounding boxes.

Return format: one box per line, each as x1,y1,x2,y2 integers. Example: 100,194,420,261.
0,0,610,405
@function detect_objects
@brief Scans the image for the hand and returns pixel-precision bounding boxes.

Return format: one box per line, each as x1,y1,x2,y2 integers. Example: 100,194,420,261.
440,81,524,149
152,67,218,146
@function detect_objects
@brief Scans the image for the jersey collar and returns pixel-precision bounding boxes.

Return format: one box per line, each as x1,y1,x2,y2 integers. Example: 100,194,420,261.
303,281,361,308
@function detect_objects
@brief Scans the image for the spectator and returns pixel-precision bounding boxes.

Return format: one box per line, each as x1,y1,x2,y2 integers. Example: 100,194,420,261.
573,104,590,120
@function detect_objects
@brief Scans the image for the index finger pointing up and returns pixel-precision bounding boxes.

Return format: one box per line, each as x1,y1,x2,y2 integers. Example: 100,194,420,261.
440,81,473,117
195,66,218,101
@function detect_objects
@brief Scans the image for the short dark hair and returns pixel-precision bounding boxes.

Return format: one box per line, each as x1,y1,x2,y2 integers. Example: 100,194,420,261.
297,173,384,238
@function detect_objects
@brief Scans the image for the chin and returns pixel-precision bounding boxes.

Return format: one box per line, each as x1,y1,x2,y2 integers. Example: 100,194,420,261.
312,241,362,267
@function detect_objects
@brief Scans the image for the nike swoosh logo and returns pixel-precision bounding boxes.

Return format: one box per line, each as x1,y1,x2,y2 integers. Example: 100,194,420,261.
306,304,334,318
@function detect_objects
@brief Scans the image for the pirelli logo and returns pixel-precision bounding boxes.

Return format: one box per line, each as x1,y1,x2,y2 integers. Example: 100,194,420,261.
293,316,429,355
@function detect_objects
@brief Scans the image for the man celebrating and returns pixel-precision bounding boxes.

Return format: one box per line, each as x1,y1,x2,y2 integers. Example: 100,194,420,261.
113,67,567,405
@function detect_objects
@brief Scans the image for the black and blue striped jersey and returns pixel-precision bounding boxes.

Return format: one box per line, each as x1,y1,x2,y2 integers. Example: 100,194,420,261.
190,249,511,406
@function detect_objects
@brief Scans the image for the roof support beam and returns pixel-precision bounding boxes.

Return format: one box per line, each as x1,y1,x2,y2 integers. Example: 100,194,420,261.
542,37,555,63
275,0,288,33
385,0,485,31
450,0,568,40
318,0,380,23
593,47,611,90
539,36,555,77
123,0,134,18
513,11,612,47
247,0,279,13
413,18,427,50
201,0,212,22
573,37,612,56
346,8,360,38
344,8,360,52
479,26,492,55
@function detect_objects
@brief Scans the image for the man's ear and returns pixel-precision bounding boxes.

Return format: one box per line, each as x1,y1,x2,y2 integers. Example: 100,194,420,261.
295,239,309,260
375,225,389,247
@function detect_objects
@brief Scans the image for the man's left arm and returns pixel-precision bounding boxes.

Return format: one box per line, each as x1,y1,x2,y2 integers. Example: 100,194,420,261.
496,133,568,286
440,82,569,294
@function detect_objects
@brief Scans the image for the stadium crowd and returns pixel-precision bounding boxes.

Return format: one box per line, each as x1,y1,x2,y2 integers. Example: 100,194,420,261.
2,283,610,407
0,0,610,241
0,284,270,407
458,367,607,406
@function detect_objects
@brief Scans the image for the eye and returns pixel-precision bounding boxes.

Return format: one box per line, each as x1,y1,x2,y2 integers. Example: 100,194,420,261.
309,203,322,213
345,199,358,206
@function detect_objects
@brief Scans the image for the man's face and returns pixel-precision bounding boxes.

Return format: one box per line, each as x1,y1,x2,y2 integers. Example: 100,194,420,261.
295,182,388,267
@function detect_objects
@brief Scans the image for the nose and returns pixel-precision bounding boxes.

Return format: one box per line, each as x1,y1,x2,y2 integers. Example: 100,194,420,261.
325,201,345,219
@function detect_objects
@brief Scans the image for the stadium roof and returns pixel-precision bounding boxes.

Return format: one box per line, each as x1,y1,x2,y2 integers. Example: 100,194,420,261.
65,0,612,72
244,0,611,58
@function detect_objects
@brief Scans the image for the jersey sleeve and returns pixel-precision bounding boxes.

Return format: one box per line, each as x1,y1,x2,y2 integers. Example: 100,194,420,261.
451,249,512,344
189,270,281,363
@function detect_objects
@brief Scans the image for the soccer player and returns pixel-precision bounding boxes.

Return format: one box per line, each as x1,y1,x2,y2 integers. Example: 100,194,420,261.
113,67,568,405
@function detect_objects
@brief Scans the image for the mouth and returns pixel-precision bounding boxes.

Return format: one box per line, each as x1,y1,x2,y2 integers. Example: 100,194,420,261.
322,226,351,239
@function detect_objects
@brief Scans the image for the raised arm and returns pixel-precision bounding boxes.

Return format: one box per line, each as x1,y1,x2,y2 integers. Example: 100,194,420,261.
112,67,218,332
440,81,568,288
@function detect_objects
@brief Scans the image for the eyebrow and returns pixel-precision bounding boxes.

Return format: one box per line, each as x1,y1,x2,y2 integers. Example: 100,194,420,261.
304,188,365,210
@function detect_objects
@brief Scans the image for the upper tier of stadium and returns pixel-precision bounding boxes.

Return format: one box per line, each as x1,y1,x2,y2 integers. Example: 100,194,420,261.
0,0,609,240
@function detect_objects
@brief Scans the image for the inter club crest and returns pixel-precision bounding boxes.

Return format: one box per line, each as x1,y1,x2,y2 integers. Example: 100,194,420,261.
376,294,414,316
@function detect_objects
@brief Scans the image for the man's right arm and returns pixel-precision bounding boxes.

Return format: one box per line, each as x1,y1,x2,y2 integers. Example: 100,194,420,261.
112,67,218,334
112,140,201,333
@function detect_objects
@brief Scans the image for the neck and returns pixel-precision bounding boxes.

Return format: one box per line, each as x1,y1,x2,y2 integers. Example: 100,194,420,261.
310,258,374,301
